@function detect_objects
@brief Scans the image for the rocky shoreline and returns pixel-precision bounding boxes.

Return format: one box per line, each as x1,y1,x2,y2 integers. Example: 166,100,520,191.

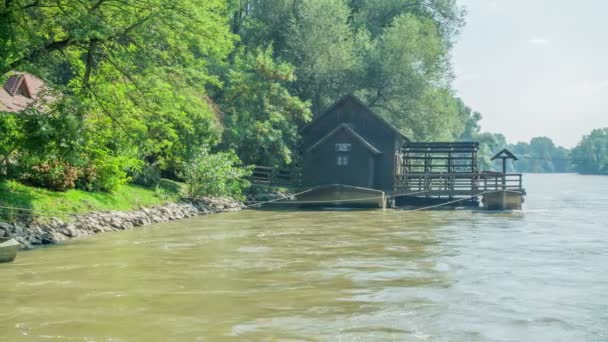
0,197,243,249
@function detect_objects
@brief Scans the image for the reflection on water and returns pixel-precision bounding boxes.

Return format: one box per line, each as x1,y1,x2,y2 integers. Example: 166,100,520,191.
1,174,607,341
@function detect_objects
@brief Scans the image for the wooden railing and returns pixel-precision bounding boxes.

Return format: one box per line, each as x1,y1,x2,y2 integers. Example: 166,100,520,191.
399,142,479,174
479,173,523,192
250,166,301,187
395,172,524,196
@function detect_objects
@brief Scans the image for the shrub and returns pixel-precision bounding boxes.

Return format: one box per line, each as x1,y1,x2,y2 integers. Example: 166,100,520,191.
181,149,252,199
88,155,141,193
0,113,23,180
154,185,170,201
20,156,137,193
76,166,98,191
26,161,80,191
132,162,162,187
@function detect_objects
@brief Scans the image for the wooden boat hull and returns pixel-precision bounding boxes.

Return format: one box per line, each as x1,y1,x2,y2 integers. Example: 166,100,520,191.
273,184,386,209
482,190,524,210
0,238,20,263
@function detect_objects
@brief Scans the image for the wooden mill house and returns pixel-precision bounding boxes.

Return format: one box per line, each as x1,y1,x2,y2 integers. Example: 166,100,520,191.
254,95,525,210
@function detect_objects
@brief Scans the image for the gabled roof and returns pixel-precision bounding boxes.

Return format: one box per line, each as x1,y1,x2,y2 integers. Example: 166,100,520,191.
0,72,52,113
3,73,41,97
305,123,382,155
4,74,25,96
300,94,410,141
491,149,518,161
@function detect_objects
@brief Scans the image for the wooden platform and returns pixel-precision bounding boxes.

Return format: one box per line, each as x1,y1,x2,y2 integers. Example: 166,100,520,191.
394,173,525,197
393,172,525,208
394,142,525,208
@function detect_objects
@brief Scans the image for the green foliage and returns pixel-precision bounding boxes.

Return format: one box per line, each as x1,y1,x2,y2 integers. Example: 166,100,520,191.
230,0,466,141
1,0,235,189
25,161,80,192
508,137,571,173
132,162,162,188
0,113,23,179
477,133,507,171
218,47,311,166
181,149,252,199
0,108,138,192
358,14,461,140
571,128,608,175
20,155,135,193
286,0,357,113
88,154,140,192
456,102,573,173
0,180,182,222
2,0,536,200
349,0,465,39
154,185,170,201
456,99,505,170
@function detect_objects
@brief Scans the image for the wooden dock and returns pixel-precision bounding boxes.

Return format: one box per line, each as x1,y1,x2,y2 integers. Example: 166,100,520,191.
394,142,525,209
394,172,524,198
249,142,526,210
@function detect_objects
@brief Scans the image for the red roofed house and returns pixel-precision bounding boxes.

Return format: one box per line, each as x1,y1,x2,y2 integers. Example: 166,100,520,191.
0,73,53,113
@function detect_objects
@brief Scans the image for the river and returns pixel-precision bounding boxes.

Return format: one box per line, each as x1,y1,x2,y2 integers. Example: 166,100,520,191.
0,174,607,341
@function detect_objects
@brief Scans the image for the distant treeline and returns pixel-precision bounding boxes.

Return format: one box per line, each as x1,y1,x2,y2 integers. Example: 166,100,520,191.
454,103,608,174
473,129,608,175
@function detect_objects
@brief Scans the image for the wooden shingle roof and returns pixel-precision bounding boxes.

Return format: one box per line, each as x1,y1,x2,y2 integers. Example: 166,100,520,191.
300,94,410,141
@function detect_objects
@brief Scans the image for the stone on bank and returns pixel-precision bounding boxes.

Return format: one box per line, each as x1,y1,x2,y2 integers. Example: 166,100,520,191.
2,197,243,249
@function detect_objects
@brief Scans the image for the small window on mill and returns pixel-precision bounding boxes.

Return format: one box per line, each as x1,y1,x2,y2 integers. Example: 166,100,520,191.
337,155,349,166
335,143,352,152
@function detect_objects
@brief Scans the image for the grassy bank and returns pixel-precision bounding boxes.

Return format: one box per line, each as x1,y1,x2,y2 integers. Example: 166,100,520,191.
0,180,184,222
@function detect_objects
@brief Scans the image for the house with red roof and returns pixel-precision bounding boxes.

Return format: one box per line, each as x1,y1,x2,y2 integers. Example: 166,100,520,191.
0,73,54,113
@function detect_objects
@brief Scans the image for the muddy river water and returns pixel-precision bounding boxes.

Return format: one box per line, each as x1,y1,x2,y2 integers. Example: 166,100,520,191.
1,174,607,341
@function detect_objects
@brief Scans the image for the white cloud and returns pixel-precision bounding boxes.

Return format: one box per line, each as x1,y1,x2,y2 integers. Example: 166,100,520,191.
528,37,550,45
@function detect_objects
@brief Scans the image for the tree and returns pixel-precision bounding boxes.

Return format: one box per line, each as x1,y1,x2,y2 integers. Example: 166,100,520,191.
230,0,467,141
349,0,465,41
1,0,236,188
229,0,296,51
552,146,570,173
357,14,460,140
0,113,23,178
528,137,557,172
286,0,357,114
571,128,608,175
217,47,312,167
181,148,252,199
455,99,506,170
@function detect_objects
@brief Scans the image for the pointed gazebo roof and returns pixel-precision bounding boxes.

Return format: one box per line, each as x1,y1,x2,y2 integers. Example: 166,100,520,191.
491,149,518,161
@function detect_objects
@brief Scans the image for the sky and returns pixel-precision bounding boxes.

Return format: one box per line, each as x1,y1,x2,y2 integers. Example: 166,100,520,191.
453,0,608,148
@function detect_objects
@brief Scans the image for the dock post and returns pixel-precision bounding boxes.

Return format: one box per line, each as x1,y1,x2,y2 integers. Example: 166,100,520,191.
485,149,524,210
